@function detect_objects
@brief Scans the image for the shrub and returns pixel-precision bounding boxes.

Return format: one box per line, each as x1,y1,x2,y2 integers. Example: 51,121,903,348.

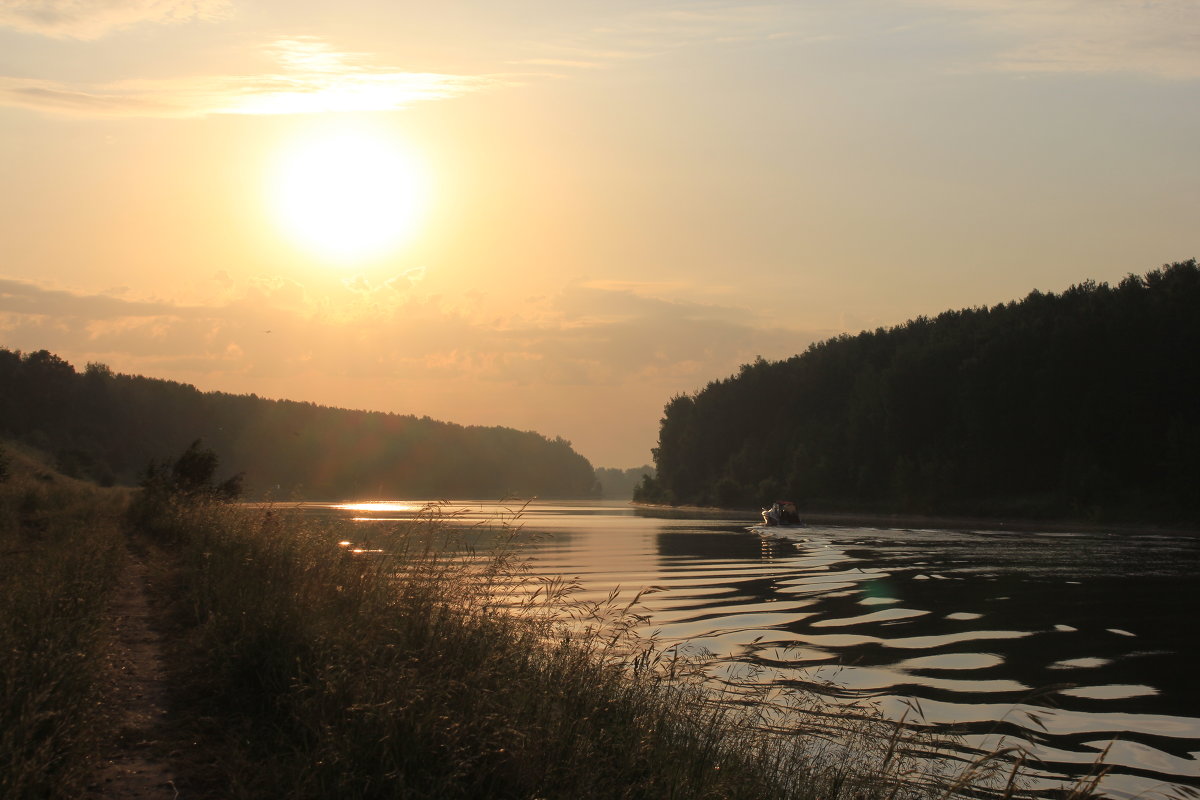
141,439,243,502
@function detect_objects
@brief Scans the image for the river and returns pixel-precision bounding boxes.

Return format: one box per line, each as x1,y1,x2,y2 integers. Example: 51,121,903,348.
294,499,1200,799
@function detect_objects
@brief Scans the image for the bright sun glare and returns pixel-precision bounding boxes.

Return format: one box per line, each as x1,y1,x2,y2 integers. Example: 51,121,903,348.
271,130,428,263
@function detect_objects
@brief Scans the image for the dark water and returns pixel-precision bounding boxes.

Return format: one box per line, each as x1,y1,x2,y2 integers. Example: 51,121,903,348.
296,500,1200,798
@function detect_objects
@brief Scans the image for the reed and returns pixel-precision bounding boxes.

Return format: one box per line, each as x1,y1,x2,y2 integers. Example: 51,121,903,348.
0,450,127,797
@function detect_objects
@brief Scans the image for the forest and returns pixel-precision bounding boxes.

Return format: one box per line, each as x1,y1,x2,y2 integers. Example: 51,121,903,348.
0,351,597,499
635,260,1200,525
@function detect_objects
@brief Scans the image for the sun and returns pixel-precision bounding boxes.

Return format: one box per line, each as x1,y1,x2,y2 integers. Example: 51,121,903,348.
270,129,429,263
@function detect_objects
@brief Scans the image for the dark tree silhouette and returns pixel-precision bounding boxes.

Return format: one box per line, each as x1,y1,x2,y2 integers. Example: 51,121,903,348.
637,260,1200,525
0,349,597,500
139,439,244,502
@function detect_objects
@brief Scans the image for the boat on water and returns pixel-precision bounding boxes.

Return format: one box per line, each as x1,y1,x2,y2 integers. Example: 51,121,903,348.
748,500,806,541
760,500,801,527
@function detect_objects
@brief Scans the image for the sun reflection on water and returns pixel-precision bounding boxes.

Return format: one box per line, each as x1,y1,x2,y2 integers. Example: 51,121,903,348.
332,501,422,513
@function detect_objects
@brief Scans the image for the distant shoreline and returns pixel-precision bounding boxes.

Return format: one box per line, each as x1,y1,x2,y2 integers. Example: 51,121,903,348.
628,502,1199,536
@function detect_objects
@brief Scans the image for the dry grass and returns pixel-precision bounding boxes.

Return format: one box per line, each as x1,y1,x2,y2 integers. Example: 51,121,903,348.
0,447,127,797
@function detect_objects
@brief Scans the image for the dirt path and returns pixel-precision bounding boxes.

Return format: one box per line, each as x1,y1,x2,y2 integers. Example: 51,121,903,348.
85,539,183,799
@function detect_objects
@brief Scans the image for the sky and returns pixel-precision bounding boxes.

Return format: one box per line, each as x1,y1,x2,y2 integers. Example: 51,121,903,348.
1,1,1197,468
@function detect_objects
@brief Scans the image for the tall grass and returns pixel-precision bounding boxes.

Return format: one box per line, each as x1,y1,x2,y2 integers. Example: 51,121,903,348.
0,450,127,797
134,495,1012,800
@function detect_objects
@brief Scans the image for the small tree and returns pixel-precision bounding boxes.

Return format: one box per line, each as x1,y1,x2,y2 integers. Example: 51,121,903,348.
141,440,243,502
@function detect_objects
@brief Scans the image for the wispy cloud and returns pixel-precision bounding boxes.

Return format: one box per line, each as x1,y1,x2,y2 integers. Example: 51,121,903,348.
0,277,194,318
594,2,802,49
0,0,231,40
516,0,1200,80
509,57,608,71
509,2,809,73
0,37,506,117
341,269,426,298
578,279,736,299
911,0,1200,79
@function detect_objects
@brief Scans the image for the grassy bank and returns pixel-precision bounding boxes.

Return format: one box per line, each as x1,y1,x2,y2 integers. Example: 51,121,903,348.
134,490,1033,800
0,446,128,797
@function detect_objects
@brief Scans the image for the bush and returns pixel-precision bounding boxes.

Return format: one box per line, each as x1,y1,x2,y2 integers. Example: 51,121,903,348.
141,439,243,502
131,440,243,543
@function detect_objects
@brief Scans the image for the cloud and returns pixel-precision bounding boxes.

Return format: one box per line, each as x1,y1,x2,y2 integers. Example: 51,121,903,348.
0,277,192,318
0,0,231,40
0,37,506,117
390,267,427,289
529,1,1200,80
408,283,819,388
503,2,815,76
626,3,802,43
910,0,1200,79
508,57,607,71
342,269,426,298
0,275,823,391
578,279,689,295
578,278,737,299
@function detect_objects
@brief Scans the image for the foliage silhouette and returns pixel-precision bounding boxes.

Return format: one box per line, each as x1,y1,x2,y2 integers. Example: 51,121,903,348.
140,439,244,503
637,260,1200,525
0,349,596,499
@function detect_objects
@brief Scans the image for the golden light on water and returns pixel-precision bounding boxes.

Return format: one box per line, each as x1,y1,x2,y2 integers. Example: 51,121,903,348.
270,129,429,263
332,501,422,513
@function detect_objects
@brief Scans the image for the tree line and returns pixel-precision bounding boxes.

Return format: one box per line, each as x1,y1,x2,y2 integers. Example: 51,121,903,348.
635,260,1200,525
0,351,598,500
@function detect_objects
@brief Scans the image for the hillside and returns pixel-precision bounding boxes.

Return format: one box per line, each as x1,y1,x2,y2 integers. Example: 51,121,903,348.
0,352,597,499
635,260,1200,525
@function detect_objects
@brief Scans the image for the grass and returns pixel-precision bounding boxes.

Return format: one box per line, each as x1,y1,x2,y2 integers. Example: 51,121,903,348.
0,446,128,798
133,493,1019,800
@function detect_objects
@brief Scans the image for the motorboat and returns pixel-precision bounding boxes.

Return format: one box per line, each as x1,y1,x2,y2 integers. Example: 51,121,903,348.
760,500,801,527
747,500,806,541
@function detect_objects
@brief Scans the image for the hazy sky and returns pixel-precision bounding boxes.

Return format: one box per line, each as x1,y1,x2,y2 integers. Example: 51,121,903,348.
1,1,1197,467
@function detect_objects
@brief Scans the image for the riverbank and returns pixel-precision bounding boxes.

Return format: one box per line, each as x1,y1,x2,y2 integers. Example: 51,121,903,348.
630,502,1200,535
